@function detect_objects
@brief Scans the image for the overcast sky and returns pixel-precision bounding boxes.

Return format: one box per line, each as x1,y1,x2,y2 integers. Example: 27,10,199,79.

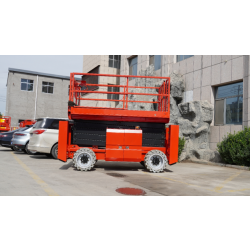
0,55,83,114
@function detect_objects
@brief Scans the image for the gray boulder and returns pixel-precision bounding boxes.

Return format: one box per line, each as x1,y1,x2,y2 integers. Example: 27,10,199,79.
116,65,222,163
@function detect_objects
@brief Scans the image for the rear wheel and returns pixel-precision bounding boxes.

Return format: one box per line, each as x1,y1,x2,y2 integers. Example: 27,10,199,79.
51,144,58,159
13,146,22,152
144,150,168,173
25,142,36,155
73,148,96,171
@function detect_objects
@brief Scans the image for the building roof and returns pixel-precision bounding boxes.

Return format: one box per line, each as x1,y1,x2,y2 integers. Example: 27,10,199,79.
8,68,81,81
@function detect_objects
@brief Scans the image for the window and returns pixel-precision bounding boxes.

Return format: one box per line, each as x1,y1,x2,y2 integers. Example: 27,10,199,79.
109,55,121,69
129,56,138,80
42,81,54,94
177,55,194,62
214,82,243,125
107,84,120,100
81,66,100,95
149,55,161,70
21,79,33,91
49,120,59,129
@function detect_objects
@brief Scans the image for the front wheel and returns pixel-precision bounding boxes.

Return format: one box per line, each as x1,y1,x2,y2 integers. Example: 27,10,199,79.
144,150,168,173
73,148,96,171
51,144,58,159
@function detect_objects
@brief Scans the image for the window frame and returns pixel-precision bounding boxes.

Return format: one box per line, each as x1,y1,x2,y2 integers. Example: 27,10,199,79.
42,81,54,94
214,81,243,126
109,55,121,69
20,78,34,92
177,55,194,62
107,84,120,101
149,55,162,70
128,56,138,80
81,65,100,96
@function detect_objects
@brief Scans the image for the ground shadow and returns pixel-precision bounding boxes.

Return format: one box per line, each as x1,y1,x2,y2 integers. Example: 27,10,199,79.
13,151,25,154
101,167,140,171
59,161,96,171
29,154,56,160
141,168,173,173
60,161,74,170
0,149,13,151
73,168,96,172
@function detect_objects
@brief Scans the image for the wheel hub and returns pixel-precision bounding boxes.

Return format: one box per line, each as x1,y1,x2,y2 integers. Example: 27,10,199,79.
152,156,160,165
81,154,89,164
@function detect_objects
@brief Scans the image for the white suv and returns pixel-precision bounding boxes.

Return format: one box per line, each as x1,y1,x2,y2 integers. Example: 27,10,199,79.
28,118,68,159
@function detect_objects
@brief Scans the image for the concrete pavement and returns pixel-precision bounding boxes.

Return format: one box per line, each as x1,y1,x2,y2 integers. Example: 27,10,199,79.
1,146,250,196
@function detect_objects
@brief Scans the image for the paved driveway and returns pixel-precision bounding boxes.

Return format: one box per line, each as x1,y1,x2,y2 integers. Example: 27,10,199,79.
0,147,250,196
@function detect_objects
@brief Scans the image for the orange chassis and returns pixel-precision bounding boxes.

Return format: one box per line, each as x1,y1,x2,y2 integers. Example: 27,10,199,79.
58,73,179,167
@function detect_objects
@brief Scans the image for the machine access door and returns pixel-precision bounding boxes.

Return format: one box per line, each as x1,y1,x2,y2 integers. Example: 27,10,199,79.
106,129,124,161
123,129,142,162
105,129,142,162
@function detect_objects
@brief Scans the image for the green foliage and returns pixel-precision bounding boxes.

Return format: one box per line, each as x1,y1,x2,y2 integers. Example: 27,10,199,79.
0,112,2,118
178,137,185,161
217,127,250,166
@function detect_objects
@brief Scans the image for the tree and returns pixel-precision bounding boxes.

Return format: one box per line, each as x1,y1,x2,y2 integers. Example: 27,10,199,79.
0,112,2,118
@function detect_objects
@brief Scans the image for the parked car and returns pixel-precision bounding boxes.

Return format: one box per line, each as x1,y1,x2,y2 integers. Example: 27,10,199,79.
28,118,68,159
11,126,36,154
0,127,31,151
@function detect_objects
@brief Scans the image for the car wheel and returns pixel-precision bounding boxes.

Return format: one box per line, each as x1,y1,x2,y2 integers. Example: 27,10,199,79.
51,144,58,159
11,147,15,151
13,146,22,152
25,142,36,155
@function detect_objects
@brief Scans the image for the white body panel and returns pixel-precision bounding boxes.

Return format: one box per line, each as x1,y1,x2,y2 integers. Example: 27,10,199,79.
28,128,58,154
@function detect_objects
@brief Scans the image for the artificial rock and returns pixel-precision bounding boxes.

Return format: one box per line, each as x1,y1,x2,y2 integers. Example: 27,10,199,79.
117,65,221,163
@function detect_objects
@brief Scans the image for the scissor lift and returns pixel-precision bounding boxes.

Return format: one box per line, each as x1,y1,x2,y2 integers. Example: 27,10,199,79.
0,116,11,133
58,73,179,173
19,120,36,128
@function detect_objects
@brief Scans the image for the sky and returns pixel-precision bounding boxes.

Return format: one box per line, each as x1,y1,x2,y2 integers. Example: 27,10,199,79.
0,55,83,114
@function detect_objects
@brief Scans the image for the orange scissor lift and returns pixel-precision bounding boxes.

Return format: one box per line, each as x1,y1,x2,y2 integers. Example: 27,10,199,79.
0,116,11,133
58,73,179,173
19,120,36,128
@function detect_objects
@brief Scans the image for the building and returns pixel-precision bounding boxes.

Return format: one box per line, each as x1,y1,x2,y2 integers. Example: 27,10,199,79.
5,68,72,126
83,55,249,150
82,56,121,108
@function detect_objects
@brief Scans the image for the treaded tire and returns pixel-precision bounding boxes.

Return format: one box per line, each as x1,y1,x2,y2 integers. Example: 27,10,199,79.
51,144,58,159
73,148,96,171
144,150,168,173
25,142,36,155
